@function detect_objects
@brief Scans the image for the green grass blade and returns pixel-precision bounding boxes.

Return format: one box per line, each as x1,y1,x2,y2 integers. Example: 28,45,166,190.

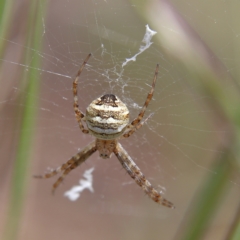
175,150,233,240
0,0,14,59
3,1,48,240
226,204,240,239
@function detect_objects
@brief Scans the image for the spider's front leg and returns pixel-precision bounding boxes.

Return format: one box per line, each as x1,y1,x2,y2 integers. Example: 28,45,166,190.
114,142,175,209
34,141,97,193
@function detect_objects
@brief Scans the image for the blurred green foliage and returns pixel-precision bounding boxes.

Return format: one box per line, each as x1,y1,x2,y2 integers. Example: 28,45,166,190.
1,1,48,240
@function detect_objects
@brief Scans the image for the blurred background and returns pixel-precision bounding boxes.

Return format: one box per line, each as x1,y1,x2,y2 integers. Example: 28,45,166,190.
1,0,240,239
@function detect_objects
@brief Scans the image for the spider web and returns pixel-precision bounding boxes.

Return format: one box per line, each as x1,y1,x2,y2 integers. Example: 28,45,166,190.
0,0,239,239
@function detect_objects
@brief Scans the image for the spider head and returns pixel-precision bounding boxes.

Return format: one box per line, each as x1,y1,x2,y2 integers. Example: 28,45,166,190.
96,139,115,159
99,150,113,159
86,94,129,140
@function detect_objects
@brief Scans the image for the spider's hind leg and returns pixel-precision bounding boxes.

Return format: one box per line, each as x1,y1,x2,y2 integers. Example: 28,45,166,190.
124,64,158,136
73,53,92,134
122,113,154,138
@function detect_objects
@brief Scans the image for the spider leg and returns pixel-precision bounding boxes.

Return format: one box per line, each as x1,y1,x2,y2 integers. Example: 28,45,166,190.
34,160,72,179
124,64,159,138
73,53,92,134
114,142,175,209
34,141,97,193
51,141,97,193
122,113,154,138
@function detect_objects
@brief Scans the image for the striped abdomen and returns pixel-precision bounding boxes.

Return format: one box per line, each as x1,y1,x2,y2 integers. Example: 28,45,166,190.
86,94,129,139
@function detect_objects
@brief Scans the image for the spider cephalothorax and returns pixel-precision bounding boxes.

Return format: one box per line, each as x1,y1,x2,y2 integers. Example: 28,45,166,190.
35,54,175,209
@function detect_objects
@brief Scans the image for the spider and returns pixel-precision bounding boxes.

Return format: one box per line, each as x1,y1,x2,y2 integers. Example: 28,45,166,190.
35,54,175,209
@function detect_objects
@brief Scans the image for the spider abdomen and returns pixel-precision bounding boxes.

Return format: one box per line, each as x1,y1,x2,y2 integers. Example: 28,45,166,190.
86,94,129,139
